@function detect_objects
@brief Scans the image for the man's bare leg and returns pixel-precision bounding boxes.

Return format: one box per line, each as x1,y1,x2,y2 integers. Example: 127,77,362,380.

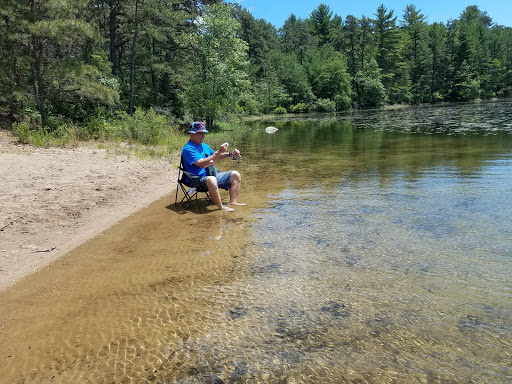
207,176,234,211
227,171,246,206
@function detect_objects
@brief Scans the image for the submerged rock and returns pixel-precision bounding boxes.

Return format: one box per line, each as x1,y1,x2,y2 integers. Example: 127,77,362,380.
265,126,278,134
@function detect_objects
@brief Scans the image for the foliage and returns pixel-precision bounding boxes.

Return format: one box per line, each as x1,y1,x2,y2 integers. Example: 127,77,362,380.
312,98,336,112
108,108,174,145
303,46,351,109
185,3,249,129
290,103,309,113
354,59,387,107
272,106,288,114
13,122,31,144
269,51,313,108
13,118,79,147
1,0,512,134
13,108,183,153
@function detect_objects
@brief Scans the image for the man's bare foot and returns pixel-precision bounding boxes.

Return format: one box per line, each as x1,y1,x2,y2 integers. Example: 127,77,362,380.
221,206,235,212
228,202,247,206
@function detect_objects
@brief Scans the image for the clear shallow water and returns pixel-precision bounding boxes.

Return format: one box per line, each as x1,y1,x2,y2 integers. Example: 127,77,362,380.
1,101,511,383
166,101,512,383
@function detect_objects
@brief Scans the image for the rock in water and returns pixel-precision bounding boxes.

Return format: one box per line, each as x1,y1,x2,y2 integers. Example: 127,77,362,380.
265,126,278,134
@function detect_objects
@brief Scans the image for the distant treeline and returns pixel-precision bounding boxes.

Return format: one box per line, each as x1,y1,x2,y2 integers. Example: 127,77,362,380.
1,1,511,131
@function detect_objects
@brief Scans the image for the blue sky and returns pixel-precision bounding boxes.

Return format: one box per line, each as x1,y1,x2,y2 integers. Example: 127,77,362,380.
232,0,512,28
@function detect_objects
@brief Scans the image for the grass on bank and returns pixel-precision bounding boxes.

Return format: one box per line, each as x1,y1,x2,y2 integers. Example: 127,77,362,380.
11,109,249,162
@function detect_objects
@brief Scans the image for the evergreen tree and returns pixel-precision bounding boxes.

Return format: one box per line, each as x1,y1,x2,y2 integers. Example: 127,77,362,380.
0,0,29,117
234,6,278,79
2,1,512,126
401,4,428,101
426,22,448,100
26,0,118,124
279,14,313,64
309,4,335,46
358,16,373,72
373,4,407,102
343,15,360,77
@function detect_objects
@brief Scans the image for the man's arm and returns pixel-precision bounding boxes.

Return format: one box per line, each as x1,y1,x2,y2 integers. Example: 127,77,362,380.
193,142,229,168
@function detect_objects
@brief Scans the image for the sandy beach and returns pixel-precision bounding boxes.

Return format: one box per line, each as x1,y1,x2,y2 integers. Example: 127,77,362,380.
0,129,178,291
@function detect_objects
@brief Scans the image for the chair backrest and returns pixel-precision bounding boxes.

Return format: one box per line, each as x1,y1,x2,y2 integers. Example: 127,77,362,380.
178,154,208,192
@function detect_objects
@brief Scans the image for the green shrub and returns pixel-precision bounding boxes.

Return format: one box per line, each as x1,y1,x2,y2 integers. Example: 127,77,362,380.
290,103,308,113
334,94,351,110
112,108,173,145
242,98,260,115
272,106,288,114
13,122,31,143
313,98,336,112
431,91,444,102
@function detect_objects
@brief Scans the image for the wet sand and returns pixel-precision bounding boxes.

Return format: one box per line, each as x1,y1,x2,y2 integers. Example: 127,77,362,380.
0,195,253,383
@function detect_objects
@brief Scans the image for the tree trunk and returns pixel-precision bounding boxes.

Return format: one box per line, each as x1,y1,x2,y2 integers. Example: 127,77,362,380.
30,38,47,124
151,37,157,106
3,15,20,116
128,0,139,115
109,0,118,76
431,51,437,97
27,0,46,124
162,35,175,104
206,116,213,131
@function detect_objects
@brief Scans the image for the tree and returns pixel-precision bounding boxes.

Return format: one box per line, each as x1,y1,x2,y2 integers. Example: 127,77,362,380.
279,14,313,64
185,3,249,129
90,0,124,77
343,15,360,76
270,51,312,108
0,0,29,117
354,58,386,107
25,0,119,124
372,4,403,98
304,46,351,109
358,16,373,72
309,4,336,46
234,6,278,79
427,22,448,99
451,59,479,100
252,73,290,114
2,0,512,126
454,7,493,82
401,4,428,101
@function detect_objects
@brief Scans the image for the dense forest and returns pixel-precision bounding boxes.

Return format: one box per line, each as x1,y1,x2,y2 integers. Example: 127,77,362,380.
1,0,511,137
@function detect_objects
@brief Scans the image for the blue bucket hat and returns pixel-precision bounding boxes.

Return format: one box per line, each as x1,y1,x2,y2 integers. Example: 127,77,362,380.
189,121,208,133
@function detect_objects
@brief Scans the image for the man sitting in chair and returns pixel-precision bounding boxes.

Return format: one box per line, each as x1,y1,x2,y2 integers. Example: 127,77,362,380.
182,121,245,212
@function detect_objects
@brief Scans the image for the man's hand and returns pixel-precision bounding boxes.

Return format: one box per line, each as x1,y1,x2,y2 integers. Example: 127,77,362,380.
218,142,229,154
231,149,241,158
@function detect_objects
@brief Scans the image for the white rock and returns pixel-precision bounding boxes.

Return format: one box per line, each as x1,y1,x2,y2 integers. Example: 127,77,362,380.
265,126,278,134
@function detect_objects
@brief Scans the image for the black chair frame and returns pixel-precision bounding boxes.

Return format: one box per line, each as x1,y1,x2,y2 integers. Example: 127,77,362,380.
175,155,211,209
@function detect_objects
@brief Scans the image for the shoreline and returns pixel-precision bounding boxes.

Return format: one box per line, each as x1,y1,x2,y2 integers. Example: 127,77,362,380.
0,129,178,291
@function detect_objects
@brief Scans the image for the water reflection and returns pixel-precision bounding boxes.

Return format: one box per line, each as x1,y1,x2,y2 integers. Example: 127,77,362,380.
0,101,511,383
242,102,512,187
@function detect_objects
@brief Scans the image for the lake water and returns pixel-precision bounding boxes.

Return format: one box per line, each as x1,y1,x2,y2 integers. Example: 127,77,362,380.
1,101,511,383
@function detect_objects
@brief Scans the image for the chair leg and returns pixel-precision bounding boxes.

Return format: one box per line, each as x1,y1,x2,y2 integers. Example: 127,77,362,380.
175,182,211,211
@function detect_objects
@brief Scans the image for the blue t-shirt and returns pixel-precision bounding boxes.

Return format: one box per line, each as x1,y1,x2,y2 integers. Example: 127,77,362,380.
182,140,215,177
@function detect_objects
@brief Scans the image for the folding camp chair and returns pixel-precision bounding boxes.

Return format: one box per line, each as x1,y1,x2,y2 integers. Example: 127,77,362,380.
175,155,211,209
